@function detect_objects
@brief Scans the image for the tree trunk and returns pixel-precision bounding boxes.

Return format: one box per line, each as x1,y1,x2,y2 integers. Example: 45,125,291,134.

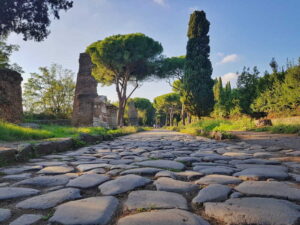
165,113,169,126
181,103,186,126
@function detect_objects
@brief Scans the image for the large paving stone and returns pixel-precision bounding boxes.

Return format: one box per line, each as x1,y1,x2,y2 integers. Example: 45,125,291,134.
120,167,162,176
99,175,151,195
135,160,185,171
204,197,300,225
124,190,188,210
155,177,198,193
77,163,110,172
67,174,110,189
193,166,235,175
117,209,210,225
235,181,300,201
50,196,119,225
14,175,71,187
0,209,11,223
0,187,40,200
1,166,42,175
196,175,242,185
3,173,31,180
233,167,289,180
10,214,42,225
37,166,74,174
192,184,232,204
16,188,81,209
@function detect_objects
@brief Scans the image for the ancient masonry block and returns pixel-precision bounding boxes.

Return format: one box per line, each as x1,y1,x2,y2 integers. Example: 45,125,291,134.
0,69,23,123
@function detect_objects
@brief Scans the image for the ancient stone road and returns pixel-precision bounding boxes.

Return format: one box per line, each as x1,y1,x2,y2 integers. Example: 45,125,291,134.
0,130,300,225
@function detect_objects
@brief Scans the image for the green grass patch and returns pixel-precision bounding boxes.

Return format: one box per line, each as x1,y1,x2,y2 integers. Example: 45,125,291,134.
254,124,300,134
0,120,146,142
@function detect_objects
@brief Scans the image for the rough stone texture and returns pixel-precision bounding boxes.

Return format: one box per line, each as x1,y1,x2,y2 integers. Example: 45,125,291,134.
0,187,40,200
72,53,98,127
37,165,74,174
155,177,198,193
233,167,288,180
192,184,232,204
0,69,23,123
124,190,188,210
235,181,300,201
117,209,210,225
136,160,185,171
120,167,162,176
15,175,70,187
10,214,42,225
67,174,110,188
50,196,119,225
99,174,151,195
204,197,300,225
196,175,242,185
0,147,17,164
0,209,11,223
16,188,81,209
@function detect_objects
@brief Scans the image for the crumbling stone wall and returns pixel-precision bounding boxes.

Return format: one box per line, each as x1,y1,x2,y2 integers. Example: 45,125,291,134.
72,53,98,126
0,69,23,123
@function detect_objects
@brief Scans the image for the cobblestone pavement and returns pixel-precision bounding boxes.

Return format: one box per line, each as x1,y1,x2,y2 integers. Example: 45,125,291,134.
0,130,300,225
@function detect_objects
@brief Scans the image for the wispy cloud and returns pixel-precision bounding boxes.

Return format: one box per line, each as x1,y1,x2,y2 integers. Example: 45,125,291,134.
218,54,239,64
220,72,239,86
153,0,166,6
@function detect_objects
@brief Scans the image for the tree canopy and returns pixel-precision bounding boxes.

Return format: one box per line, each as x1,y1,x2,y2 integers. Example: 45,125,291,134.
0,0,73,41
183,11,214,117
86,33,163,126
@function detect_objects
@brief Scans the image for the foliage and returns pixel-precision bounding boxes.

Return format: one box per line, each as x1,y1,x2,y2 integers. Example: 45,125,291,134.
0,37,23,73
23,64,75,118
254,124,300,134
86,33,163,126
183,11,214,117
154,93,181,126
0,0,73,41
128,98,155,126
237,66,260,114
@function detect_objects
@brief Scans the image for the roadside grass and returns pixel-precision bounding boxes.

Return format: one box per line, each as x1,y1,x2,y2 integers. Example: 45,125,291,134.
254,124,300,134
0,120,147,142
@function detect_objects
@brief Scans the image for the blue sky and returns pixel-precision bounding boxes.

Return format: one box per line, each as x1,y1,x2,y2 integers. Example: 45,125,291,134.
7,0,300,102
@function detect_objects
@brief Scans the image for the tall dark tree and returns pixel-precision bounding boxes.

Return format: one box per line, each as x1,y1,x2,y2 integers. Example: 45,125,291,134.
0,0,73,41
183,11,214,117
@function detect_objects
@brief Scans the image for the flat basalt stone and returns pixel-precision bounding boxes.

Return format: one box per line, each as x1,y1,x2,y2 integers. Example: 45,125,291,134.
135,160,185,171
0,187,40,200
117,209,210,225
67,174,110,188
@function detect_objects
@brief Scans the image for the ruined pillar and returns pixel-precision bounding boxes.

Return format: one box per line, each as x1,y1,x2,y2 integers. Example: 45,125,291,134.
128,101,139,126
72,53,98,127
0,69,23,123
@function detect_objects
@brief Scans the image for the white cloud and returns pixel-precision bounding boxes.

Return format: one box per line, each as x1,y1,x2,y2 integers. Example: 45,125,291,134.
220,72,239,87
217,52,224,57
153,0,166,6
218,54,239,64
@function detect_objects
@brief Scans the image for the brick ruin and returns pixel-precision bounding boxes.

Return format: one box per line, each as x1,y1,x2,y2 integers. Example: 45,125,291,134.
0,69,23,123
72,53,118,128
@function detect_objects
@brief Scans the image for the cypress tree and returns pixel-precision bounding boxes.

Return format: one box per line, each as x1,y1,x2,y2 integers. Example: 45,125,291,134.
183,10,214,117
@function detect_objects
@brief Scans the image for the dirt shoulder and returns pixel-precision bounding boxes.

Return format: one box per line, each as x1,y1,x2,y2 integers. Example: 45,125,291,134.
227,131,300,150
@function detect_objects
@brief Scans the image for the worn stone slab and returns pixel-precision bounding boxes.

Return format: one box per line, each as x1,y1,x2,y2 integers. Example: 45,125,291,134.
99,175,151,195
0,187,40,200
0,209,11,223
204,197,300,225
37,166,74,174
1,166,42,175
16,188,81,209
175,171,204,180
196,175,242,185
50,196,119,225
155,177,198,193
135,160,185,171
15,175,70,187
193,166,235,175
192,184,232,204
3,173,31,180
233,167,288,180
124,190,188,210
235,181,300,201
67,174,110,188
117,209,210,225
10,214,42,225
120,167,162,176
77,163,110,172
